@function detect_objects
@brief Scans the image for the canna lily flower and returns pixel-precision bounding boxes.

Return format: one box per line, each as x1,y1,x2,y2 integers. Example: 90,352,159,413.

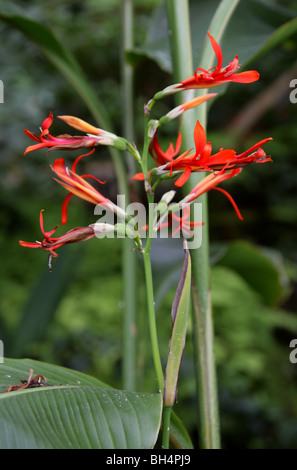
156,120,272,187
19,210,96,268
51,149,126,225
160,32,259,97
24,112,126,155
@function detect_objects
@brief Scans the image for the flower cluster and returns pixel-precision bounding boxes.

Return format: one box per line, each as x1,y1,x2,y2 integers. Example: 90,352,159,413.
20,31,272,264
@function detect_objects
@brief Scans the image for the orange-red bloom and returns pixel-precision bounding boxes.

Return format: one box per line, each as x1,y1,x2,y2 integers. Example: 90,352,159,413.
177,32,260,90
156,120,272,187
50,149,122,225
24,112,103,155
24,112,121,155
19,210,96,265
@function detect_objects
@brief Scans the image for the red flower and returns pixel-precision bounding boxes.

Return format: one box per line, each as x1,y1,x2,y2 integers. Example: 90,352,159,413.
156,120,272,187
178,32,259,90
50,149,122,225
24,113,122,155
19,210,96,267
24,112,103,155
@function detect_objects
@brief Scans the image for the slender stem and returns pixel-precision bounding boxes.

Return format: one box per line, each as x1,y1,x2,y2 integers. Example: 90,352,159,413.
165,0,220,449
162,406,172,449
121,0,137,391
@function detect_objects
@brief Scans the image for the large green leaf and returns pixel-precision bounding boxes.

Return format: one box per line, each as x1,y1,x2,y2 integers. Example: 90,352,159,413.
128,0,296,74
0,358,162,449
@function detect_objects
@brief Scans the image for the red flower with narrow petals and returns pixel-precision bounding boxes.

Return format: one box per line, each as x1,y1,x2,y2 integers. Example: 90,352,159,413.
50,149,120,225
178,32,259,90
19,210,96,267
24,113,121,155
156,120,272,187
24,112,103,155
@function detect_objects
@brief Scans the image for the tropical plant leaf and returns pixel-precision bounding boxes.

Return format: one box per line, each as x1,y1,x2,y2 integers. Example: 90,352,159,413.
164,245,191,407
170,410,193,449
0,358,162,449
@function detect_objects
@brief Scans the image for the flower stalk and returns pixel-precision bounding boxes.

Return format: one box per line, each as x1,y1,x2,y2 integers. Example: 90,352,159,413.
165,0,220,449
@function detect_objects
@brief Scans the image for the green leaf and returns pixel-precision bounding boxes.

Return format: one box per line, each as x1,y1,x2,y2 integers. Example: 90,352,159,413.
0,358,162,449
170,411,193,449
164,246,191,407
216,241,288,306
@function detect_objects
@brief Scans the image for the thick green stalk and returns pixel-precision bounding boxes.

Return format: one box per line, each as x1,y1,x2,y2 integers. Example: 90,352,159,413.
121,0,138,391
165,0,220,449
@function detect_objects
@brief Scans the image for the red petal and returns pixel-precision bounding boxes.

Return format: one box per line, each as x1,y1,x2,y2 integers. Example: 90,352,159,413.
71,148,96,173
230,70,260,83
132,172,145,181
81,174,106,185
61,193,73,225
193,120,207,159
52,158,67,176
207,32,223,73
24,129,41,142
174,166,192,187
19,240,41,248
42,112,53,132
212,187,243,220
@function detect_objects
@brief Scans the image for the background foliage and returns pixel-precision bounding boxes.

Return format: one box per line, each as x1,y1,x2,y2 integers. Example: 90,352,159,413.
0,0,297,449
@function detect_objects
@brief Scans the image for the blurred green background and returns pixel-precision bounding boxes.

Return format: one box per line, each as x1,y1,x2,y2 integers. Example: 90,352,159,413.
0,0,297,449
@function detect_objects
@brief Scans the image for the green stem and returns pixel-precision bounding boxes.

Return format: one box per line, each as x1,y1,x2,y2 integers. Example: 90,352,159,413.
165,0,220,449
162,406,172,449
121,0,138,391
